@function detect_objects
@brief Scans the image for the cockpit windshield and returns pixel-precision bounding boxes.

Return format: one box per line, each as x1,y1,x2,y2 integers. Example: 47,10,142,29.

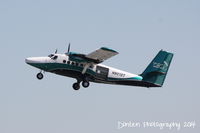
52,55,58,60
48,54,54,58
48,54,58,60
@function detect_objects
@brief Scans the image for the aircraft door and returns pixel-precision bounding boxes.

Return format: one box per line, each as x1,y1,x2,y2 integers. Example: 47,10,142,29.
96,66,109,80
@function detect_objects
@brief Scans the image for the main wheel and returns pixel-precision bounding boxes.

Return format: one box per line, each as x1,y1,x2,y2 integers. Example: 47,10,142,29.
73,83,80,90
82,81,90,88
37,73,43,80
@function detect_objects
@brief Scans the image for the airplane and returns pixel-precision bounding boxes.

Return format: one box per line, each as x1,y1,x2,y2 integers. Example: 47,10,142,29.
25,45,173,90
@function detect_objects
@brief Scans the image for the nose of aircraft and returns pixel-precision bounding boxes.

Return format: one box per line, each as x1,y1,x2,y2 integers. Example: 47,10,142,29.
25,57,35,64
25,57,47,64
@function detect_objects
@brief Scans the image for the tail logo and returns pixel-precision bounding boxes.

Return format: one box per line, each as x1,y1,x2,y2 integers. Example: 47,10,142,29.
153,61,168,70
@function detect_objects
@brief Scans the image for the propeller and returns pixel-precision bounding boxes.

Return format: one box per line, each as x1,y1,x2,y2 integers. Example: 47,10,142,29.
55,49,57,54
66,43,71,55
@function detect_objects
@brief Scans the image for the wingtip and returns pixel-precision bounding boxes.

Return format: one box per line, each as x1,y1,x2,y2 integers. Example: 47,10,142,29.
101,47,118,53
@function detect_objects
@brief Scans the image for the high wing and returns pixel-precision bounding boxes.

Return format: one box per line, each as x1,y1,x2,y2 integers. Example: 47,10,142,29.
68,47,119,64
85,47,119,63
67,47,119,74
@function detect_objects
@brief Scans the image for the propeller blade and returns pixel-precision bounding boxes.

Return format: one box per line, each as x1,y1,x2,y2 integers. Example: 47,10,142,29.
67,43,71,53
55,49,57,54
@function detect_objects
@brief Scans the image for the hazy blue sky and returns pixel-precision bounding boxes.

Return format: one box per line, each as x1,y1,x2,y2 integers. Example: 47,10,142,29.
0,0,199,133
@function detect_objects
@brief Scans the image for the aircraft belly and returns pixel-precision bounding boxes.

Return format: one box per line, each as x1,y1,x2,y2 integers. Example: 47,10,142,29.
44,63,96,80
97,79,161,87
49,68,108,83
50,69,82,79
44,63,159,87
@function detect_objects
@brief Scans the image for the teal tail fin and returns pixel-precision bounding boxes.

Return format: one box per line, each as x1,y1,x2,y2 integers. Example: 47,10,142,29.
141,50,174,87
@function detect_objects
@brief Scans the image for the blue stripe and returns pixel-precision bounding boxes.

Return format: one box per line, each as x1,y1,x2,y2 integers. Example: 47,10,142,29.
108,76,143,81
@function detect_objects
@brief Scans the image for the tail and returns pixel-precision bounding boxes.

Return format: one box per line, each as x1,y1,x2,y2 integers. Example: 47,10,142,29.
141,50,174,87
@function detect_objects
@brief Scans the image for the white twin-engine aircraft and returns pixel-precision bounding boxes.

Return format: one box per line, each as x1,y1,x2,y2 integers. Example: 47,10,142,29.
25,45,173,90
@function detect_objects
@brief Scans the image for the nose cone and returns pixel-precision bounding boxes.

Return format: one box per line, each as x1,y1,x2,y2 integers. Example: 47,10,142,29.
25,57,49,70
25,57,38,64
25,57,48,64
25,57,33,64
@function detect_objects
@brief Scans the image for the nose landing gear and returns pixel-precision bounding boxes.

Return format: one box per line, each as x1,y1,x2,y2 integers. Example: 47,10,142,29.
36,72,44,80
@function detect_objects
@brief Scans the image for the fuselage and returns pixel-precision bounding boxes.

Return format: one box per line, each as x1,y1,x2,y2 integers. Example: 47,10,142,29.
25,53,143,85
25,49,173,90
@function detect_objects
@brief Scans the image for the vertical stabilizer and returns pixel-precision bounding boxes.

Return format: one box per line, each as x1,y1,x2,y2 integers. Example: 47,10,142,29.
141,50,173,87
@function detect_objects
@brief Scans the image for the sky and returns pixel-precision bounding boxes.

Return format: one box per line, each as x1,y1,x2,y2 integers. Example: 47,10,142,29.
0,0,200,133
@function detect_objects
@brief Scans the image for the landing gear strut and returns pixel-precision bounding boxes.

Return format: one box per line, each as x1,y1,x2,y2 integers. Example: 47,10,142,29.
36,72,43,80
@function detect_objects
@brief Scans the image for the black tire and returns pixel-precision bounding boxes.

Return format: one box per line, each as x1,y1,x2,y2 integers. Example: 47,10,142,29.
73,83,80,90
37,73,43,80
82,81,90,88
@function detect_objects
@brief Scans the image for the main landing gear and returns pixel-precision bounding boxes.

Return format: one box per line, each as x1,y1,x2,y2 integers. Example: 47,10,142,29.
72,80,90,90
73,82,80,90
82,81,90,88
36,72,44,80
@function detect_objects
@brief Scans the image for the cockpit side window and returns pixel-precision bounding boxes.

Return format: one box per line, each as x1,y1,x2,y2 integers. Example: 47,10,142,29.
52,56,58,60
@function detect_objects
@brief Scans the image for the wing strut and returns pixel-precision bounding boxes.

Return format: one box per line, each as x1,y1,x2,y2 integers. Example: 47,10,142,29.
82,64,90,74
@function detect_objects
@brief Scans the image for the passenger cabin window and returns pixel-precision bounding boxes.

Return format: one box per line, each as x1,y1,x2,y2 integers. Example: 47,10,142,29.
63,60,66,63
71,62,75,65
67,61,70,64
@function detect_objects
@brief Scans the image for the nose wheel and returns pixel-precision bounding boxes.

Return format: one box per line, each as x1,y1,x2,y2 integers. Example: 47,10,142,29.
36,72,44,80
